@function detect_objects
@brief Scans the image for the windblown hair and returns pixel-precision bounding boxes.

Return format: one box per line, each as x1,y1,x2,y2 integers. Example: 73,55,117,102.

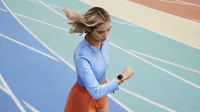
63,7,111,35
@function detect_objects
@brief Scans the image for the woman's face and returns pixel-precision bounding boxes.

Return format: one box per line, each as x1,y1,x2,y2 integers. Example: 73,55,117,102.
91,22,111,42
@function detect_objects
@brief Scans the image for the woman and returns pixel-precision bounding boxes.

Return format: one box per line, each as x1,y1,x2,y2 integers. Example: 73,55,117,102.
63,7,134,112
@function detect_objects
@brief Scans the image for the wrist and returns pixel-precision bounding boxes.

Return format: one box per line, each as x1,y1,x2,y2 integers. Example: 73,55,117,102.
121,73,129,80
116,78,123,84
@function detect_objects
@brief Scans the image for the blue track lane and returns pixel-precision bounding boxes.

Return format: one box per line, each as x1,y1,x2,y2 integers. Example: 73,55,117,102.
0,1,55,57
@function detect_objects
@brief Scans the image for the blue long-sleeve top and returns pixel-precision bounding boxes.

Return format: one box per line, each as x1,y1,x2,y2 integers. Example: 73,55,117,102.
74,37,119,100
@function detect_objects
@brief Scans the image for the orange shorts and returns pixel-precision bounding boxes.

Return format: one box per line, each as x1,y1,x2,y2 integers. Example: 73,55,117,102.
64,80,108,112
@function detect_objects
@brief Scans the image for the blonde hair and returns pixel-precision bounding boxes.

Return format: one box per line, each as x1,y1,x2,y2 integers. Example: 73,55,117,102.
63,7,111,35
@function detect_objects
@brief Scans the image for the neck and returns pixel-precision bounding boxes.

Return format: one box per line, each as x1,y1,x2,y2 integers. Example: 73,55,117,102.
86,34,101,48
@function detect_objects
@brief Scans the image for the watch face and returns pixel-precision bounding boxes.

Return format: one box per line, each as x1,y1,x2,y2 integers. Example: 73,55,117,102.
117,74,123,80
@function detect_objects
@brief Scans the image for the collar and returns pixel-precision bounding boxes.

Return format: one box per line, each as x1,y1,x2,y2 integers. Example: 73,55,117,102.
83,38,106,53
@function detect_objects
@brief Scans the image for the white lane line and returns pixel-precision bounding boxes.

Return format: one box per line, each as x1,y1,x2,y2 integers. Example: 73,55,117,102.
110,42,200,89
28,0,40,4
0,33,60,62
0,74,26,112
23,100,40,112
128,49,200,75
38,0,66,18
0,84,8,94
14,13,69,32
107,94,134,112
160,0,200,7
175,0,200,7
160,0,190,5
48,4,63,9
0,8,7,12
119,87,176,112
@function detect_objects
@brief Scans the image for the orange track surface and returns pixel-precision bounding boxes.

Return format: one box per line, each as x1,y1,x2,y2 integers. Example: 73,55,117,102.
130,0,200,23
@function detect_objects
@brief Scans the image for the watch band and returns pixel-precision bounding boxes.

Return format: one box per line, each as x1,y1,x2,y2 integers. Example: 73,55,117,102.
120,78,124,83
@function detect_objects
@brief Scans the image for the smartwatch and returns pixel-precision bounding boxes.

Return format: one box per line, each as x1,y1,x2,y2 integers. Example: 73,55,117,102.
117,74,124,82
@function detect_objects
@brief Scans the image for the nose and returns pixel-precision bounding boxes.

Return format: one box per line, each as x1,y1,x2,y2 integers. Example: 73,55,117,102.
103,32,108,38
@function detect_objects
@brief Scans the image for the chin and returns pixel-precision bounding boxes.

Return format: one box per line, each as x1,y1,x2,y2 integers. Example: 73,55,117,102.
101,39,106,42
101,40,106,42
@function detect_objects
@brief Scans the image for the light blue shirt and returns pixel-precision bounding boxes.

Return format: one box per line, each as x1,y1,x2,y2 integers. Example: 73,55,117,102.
74,37,119,100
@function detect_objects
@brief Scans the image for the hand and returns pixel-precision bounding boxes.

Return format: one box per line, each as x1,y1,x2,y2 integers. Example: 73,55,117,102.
122,66,134,80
